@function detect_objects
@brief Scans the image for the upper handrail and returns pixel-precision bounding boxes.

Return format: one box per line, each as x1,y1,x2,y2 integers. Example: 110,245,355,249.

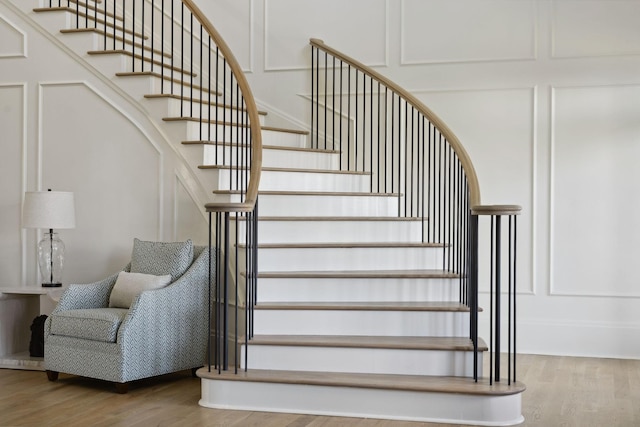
184,0,262,213
310,38,480,207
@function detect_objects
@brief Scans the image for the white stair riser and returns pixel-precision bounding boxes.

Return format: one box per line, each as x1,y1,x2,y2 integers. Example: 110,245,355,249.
261,130,307,148
144,97,267,126
200,380,523,426
35,10,120,37
253,310,469,337
235,219,425,244
252,246,444,272
115,76,214,103
255,277,461,303
234,194,400,217
241,345,482,377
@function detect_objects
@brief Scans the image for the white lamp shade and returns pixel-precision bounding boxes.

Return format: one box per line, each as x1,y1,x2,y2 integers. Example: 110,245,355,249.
23,191,76,229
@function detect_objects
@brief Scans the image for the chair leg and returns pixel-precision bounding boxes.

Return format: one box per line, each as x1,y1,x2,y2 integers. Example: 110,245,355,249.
46,370,59,382
114,382,129,394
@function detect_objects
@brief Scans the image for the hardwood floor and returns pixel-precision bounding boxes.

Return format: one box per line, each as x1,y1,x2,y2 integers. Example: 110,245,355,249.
0,354,638,426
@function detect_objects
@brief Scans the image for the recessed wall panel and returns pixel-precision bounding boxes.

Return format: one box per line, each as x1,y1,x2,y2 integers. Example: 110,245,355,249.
416,88,536,293
196,0,253,71
0,15,26,58
551,85,640,297
0,84,25,285
265,0,387,70
401,0,536,64
552,0,640,58
40,83,161,284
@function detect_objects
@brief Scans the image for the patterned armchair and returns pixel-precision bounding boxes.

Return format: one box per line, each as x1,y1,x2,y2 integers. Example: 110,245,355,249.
44,240,211,393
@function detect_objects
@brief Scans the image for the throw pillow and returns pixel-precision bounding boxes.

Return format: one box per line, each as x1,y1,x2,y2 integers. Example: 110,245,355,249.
130,238,194,281
109,271,172,308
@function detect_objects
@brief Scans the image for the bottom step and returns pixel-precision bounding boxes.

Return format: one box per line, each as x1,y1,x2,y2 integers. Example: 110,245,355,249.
198,368,525,426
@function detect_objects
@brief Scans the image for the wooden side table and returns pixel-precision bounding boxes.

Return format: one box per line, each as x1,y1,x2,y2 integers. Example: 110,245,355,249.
0,286,64,370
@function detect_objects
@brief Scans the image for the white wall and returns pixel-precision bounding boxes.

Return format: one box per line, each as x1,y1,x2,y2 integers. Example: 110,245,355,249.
0,1,208,287
197,0,640,359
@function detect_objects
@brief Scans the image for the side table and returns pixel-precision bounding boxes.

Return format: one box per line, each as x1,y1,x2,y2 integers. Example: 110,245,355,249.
0,286,65,370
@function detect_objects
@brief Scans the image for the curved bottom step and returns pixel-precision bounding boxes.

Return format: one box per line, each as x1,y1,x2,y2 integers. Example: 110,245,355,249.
198,368,525,426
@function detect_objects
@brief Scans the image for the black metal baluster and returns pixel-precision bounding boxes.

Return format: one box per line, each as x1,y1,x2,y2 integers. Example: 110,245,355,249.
207,211,212,372
347,65,351,170
355,70,358,172
339,60,343,170
332,56,336,151
495,214,502,383
324,51,327,150
160,0,164,93
311,46,315,149
489,215,494,385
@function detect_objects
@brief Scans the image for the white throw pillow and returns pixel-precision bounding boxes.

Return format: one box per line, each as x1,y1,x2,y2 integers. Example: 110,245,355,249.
109,271,172,309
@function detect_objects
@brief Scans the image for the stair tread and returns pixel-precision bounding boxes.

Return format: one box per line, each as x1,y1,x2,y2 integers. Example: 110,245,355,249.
256,269,457,279
200,165,369,175
88,50,195,76
59,28,171,58
197,368,525,396
164,117,307,135
214,190,400,197
147,95,268,115
233,216,423,221
244,242,444,248
255,301,470,312
249,335,488,351
183,141,334,153
116,72,220,95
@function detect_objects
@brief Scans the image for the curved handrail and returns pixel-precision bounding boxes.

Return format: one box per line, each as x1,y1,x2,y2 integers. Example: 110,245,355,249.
185,1,261,212
310,38,480,207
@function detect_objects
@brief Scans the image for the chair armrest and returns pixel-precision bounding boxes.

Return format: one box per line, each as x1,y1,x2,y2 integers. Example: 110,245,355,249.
53,272,120,313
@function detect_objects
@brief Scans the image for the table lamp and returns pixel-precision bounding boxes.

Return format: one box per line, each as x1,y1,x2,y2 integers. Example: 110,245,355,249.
23,189,76,287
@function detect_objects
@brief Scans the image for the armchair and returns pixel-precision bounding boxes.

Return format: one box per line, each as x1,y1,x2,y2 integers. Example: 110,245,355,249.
44,242,211,393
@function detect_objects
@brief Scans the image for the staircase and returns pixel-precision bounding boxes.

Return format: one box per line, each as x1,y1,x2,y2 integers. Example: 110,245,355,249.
19,1,525,425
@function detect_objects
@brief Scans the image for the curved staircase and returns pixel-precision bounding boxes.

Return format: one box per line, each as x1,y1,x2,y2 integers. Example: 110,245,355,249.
16,1,526,425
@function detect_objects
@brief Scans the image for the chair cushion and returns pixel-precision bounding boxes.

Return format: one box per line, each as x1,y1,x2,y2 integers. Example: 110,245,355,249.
108,271,172,308
50,308,129,343
130,238,193,281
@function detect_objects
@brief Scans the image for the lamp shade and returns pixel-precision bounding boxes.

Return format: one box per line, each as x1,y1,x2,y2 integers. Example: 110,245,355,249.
23,191,76,229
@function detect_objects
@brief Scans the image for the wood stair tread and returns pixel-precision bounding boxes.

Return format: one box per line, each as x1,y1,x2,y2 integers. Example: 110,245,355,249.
165,117,307,135
200,165,369,175
59,28,171,58
249,335,488,351
145,96,267,115
255,269,457,279
183,141,335,153
255,301,470,312
242,242,444,248
38,8,148,40
116,72,219,94
214,190,399,197
88,50,193,76
232,216,423,221
197,368,525,396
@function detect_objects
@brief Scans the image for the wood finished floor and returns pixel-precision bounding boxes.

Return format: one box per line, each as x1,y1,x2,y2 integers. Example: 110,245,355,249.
0,354,639,426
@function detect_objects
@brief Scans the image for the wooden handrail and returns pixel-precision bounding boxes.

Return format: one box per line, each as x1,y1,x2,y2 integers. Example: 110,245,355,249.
183,0,262,213
310,38,480,207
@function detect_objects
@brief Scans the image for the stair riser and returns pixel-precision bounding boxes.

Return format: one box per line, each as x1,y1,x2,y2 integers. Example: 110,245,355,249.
241,345,482,377
253,310,469,337
35,9,122,36
251,246,444,272
255,277,461,303
221,194,401,217
234,219,425,244
116,76,213,103
200,380,523,426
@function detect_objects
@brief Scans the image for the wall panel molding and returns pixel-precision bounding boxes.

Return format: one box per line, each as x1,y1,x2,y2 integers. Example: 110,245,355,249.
400,0,537,65
549,84,640,298
413,86,537,295
0,13,27,58
551,0,640,59
264,0,389,71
